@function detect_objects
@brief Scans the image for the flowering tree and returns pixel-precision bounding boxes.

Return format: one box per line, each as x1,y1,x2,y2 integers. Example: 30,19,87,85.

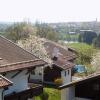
18,35,52,64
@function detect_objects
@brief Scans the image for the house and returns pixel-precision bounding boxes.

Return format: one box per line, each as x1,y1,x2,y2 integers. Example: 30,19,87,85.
59,73,100,100
43,41,77,100
18,37,77,99
0,36,47,100
43,41,76,84
29,40,76,87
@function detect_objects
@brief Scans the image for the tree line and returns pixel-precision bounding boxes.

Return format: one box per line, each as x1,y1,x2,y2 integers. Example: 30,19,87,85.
1,21,100,48
3,22,59,42
78,31,100,48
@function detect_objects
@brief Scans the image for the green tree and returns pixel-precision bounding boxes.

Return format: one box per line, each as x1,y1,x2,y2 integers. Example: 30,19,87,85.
35,22,58,42
5,22,34,42
67,43,95,65
93,34,100,48
78,34,82,42
78,31,97,44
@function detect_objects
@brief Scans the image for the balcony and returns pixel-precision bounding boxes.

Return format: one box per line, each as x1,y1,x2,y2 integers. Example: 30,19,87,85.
4,84,43,100
29,78,62,89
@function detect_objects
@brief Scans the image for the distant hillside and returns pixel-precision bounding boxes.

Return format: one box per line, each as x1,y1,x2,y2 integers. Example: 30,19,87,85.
0,22,12,34
48,21,100,34
0,21,100,40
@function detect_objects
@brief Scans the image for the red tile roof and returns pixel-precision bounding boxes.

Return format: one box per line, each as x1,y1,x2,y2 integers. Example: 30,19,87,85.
0,36,47,72
0,75,12,88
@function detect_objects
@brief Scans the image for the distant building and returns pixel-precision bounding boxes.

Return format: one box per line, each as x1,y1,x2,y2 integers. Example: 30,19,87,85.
80,30,93,34
69,32,76,34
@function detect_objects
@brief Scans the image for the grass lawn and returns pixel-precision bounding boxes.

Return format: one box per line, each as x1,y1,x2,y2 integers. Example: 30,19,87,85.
67,43,95,54
67,43,96,59
34,88,61,100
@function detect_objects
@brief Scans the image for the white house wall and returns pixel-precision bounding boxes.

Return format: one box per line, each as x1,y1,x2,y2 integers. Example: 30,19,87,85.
61,69,74,100
30,67,43,80
61,69,71,84
61,86,75,100
0,89,3,100
4,70,29,95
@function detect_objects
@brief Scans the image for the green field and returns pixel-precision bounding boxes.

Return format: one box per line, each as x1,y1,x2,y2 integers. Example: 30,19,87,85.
34,88,61,100
67,43,95,55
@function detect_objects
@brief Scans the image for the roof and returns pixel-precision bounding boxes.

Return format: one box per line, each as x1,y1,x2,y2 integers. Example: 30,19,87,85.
0,36,47,72
44,40,76,70
0,60,46,73
59,73,100,89
53,60,75,70
0,75,12,88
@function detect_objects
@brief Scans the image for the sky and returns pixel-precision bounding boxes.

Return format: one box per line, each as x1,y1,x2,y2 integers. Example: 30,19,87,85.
0,0,100,23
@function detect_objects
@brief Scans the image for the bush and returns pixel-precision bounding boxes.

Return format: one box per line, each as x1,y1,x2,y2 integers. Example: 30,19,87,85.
54,78,62,85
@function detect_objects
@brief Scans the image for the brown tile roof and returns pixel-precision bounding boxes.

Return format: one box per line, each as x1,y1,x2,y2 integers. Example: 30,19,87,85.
0,75,12,88
44,41,76,60
44,41,76,69
0,60,46,73
53,60,75,70
0,36,47,72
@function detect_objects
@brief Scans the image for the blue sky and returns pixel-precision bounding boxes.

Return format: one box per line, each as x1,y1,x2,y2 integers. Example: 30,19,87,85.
0,0,100,23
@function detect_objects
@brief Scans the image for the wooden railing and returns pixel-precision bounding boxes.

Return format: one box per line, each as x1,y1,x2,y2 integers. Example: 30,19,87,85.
4,85,43,100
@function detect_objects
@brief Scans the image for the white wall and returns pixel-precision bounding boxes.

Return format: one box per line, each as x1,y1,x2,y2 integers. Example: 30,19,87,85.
61,69,71,85
61,69,75,100
4,70,29,95
0,89,3,100
30,67,43,80
61,86,75,100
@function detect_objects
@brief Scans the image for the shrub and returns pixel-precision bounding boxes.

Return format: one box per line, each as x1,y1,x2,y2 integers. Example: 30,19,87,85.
54,78,62,85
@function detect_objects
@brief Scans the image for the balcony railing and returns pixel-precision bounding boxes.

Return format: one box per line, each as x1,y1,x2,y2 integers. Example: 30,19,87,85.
4,85,43,100
29,79,61,88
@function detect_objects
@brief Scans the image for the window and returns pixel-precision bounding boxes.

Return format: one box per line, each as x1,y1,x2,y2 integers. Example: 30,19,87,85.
68,70,70,75
65,71,66,76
